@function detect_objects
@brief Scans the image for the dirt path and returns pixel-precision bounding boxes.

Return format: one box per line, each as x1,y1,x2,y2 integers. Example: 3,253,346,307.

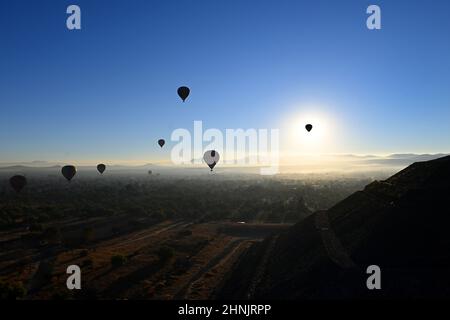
314,211,357,269
173,238,247,299
25,261,41,296
104,221,189,250
246,235,278,299
114,222,192,248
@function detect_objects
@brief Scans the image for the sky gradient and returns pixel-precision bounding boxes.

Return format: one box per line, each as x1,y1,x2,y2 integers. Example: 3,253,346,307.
1,0,450,165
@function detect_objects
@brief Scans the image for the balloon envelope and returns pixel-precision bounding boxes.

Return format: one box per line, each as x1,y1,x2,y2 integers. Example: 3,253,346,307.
158,139,165,148
177,86,190,102
97,164,106,174
305,124,313,132
62,165,77,181
148,170,152,175
203,150,220,171
9,175,27,193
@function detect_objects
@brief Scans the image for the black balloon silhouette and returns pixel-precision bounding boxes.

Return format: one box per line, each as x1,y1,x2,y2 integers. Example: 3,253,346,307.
9,175,27,193
158,139,165,148
203,150,220,171
97,164,106,174
305,124,313,132
61,165,77,181
177,86,190,102
148,170,152,175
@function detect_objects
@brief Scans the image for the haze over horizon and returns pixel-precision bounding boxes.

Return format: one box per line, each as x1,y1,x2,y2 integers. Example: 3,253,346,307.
1,153,448,176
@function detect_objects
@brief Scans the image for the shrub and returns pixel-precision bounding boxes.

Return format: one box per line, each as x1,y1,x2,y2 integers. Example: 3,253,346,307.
0,280,27,300
156,246,174,263
40,261,54,280
82,258,93,268
51,290,71,300
177,229,193,237
111,255,127,268
29,223,43,232
111,226,121,235
82,227,95,243
41,226,61,244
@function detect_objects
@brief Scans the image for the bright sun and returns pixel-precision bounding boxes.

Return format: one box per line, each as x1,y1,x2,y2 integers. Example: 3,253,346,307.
289,113,330,153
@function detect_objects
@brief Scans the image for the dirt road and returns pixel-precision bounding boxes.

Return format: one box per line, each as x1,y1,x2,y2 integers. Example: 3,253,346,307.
173,238,248,299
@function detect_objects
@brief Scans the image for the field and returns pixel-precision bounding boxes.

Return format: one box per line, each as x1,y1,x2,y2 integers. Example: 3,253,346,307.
0,169,376,299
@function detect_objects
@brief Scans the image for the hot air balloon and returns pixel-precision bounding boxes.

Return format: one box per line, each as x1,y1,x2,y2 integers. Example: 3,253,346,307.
97,164,106,174
177,86,190,102
148,170,152,175
203,150,220,171
305,124,313,132
9,175,27,193
62,165,77,181
158,139,165,148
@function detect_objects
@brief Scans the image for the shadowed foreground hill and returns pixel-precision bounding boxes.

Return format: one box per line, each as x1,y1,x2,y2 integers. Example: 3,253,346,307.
219,156,450,299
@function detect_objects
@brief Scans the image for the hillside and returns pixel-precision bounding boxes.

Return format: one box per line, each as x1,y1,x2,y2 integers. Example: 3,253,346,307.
219,156,450,299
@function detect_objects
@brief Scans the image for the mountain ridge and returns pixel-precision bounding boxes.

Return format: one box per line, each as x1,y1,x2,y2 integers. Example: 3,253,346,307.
219,155,450,299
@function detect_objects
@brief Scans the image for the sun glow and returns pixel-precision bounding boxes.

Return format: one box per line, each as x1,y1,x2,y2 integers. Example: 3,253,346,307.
286,112,333,155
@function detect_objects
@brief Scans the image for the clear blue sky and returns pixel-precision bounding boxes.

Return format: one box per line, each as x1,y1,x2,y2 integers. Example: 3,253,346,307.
1,0,449,164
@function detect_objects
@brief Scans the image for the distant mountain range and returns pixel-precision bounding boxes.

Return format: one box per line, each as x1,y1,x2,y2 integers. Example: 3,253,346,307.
220,155,450,299
0,162,162,170
1,154,448,171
